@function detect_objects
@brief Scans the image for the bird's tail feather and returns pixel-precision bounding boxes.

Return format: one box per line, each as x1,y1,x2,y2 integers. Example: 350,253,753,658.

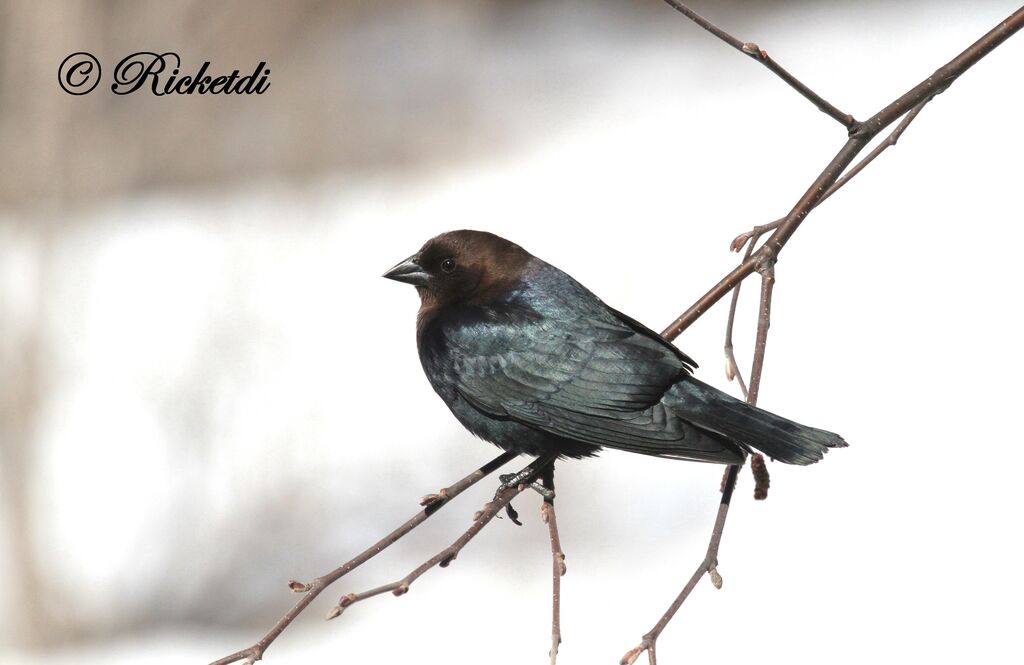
666,379,847,466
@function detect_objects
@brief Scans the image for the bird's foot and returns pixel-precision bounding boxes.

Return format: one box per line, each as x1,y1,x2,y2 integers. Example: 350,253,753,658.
488,455,558,526
503,502,523,526
496,472,555,501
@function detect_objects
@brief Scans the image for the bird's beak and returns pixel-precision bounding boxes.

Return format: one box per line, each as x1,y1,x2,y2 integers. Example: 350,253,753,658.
383,254,429,286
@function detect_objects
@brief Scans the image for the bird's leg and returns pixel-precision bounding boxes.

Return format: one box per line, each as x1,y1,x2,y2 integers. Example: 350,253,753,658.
498,474,555,500
495,454,558,496
494,454,558,525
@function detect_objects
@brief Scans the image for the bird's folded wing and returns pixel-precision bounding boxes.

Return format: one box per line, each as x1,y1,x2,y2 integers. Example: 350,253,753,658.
449,314,740,462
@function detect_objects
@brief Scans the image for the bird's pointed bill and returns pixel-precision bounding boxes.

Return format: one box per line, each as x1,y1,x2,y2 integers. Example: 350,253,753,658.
383,254,429,286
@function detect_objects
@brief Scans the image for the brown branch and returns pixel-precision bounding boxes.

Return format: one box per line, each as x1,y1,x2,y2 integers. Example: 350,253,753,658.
660,0,856,128
207,451,517,665
620,465,739,665
722,239,753,400
746,262,776,405
211,7,1024,665
625,251,779,665
722,240,771,500
322,462,547,622
730,97,933,255
660,5,1024,344
539,464,565,665
627,6,1024,663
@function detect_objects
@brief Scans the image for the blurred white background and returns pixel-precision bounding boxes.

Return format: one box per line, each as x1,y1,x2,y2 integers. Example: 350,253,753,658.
2,1,1022,664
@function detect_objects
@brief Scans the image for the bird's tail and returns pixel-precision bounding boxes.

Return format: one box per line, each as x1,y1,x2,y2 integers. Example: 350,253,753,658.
665,378,847,465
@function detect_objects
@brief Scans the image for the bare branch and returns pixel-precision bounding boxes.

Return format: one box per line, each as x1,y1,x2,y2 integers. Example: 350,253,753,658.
628,8,1024,662
626,247,781,664
731,97,933,255
746,261,776,405
660,5,1024,343
207,451,517,665
722,239,753,399
660,0,856,128
323,470,541,622
540,465,565,665
211,7,1024,665
620,466,740,665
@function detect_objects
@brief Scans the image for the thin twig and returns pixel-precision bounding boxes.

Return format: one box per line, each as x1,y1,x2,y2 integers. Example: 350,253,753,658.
821,99,931,205
722,240,753,400
660,0,856,128
632,8,1024,662
620,465,739,665
540,464,565,665
724,238,772,500
323,456,554,622
730,97,934,255
207,451,517,665
624,250,780,664
661,5,1024,342
747,261,775,405
210,7,1024,665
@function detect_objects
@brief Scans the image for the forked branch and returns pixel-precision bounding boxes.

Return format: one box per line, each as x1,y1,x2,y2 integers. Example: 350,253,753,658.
209,5,1024,665
661,0,856,128
623,253,778,665
208,451,517,665
660,5,1024,342
322,462,547,621
729,98,933,256
623,4,1024,664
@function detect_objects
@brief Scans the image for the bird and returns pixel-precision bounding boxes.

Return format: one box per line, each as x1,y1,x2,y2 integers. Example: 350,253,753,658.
383,230,846,466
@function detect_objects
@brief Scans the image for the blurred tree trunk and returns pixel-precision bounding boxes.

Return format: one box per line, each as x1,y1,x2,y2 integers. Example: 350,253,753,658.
0,232,51,648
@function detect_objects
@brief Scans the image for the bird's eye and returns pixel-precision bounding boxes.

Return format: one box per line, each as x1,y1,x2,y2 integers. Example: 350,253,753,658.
440,258,457,274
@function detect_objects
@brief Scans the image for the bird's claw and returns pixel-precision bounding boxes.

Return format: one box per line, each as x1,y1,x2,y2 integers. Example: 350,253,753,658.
504,502,523,526
496,473,554,501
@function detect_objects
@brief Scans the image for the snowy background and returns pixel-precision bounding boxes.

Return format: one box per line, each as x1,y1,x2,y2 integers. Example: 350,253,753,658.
2,1,1022,664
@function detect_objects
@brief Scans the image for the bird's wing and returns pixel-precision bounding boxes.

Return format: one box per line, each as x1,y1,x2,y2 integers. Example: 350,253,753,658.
447,305,739,462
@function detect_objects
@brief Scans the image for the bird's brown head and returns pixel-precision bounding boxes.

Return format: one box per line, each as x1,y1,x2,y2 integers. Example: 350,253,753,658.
383,230,534,310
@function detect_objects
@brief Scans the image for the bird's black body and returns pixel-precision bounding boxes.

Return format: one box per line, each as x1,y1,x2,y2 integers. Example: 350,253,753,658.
386,231,846,465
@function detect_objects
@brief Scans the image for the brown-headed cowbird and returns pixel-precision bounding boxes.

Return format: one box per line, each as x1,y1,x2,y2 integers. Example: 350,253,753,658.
384,230,846,465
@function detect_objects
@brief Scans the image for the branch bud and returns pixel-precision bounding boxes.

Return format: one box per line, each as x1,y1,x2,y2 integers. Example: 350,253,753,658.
419,488,449,507
741,42,767,59
708,566,723,589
